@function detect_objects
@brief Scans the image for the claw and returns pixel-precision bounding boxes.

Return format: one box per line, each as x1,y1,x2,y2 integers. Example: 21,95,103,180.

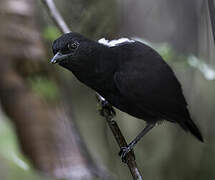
99,100,116,117
118,147,130,163
101,100,109,107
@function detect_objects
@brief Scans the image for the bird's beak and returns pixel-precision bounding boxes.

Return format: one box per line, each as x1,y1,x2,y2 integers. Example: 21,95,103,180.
50,51,67,64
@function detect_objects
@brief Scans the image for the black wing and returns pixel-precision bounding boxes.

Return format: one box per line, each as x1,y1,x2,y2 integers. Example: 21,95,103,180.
113,42,203,142
113,42,189,122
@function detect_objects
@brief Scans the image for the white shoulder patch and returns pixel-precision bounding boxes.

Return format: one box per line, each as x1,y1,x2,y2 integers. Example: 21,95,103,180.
98,37,135,47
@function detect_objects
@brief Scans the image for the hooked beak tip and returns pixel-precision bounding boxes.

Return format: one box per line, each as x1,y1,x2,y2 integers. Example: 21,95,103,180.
50,59,57,64
50,52,62,64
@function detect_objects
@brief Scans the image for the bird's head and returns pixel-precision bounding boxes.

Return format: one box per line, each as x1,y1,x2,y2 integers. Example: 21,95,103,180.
50,32,113,86
50,32,102,67
51,33,80,64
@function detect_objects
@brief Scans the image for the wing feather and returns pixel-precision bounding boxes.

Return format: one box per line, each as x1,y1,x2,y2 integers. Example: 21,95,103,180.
113,46,189,121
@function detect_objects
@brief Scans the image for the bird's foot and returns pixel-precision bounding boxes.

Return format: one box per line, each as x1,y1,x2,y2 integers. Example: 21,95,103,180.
118,146,131,163
99,100,116,118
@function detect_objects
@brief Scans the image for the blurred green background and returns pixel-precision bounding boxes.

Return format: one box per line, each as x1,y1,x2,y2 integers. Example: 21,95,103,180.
0,0,214,179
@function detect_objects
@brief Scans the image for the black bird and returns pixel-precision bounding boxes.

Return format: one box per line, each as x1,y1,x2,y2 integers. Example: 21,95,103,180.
50,32,203,160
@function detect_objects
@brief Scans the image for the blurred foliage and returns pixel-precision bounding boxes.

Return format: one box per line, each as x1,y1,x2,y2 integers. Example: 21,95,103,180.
1,0,214,180
53,0,118,39
142,40,215,81
43,26,61,41
0,117,47,180
154,42,215,81
29,76,60,103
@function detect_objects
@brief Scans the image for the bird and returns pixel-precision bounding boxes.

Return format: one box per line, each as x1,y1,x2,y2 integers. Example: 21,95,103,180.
50,32,203,161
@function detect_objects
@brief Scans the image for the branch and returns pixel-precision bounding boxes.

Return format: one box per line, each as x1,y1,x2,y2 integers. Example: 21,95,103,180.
41,0,70,34
96,94,143,180
42,0,143,179
208,0,215,44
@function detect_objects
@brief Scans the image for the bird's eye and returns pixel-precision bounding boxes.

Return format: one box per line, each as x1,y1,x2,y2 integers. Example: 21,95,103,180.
67,42,79,50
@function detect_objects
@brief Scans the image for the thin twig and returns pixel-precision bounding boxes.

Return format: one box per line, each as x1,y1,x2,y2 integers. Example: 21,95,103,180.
41,0,70,34
208,0,215,44
41,0,143,179
96,94,143,180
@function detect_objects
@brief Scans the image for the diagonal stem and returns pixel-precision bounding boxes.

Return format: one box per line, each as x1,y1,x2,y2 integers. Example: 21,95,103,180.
41,0,70,34
96,94,143,180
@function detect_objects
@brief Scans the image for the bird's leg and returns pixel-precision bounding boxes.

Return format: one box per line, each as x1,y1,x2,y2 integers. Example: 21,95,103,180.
96,94,116,118
119,123,155,162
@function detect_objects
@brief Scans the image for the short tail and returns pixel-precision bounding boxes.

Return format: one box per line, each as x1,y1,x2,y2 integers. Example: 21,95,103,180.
179,119,204,142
